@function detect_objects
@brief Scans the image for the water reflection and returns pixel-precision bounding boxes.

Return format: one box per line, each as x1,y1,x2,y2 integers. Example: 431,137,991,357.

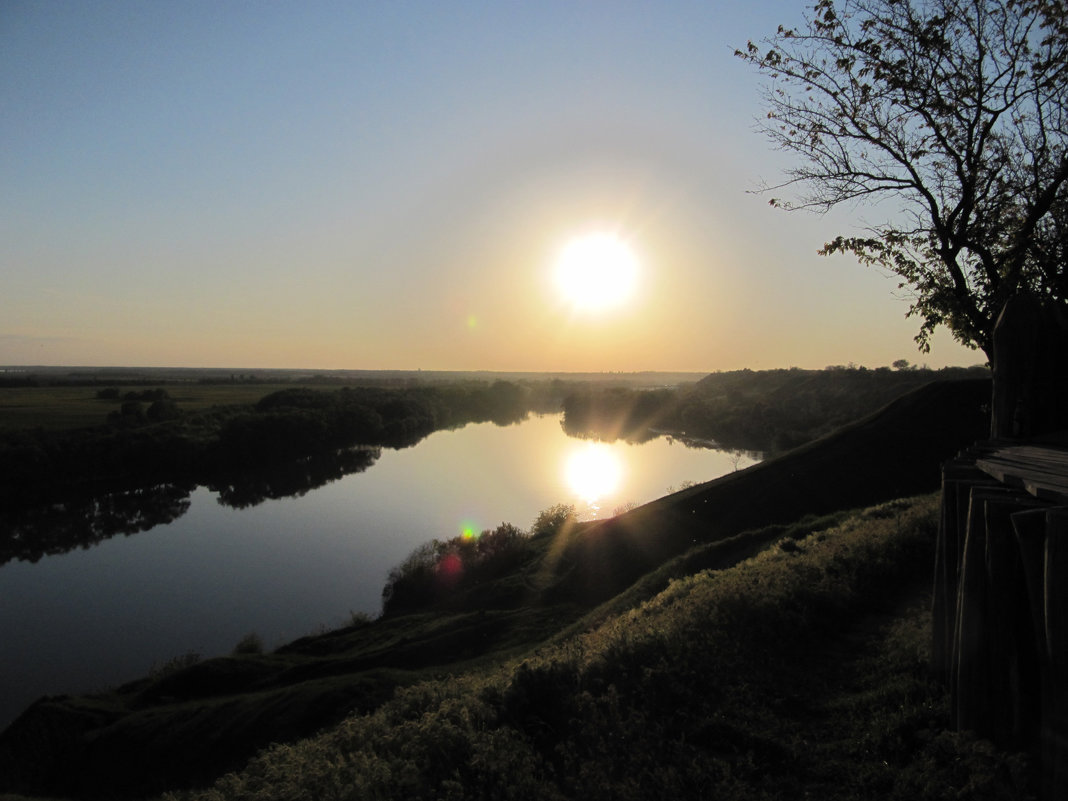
208,447,380,509
564,442,623,516
0,483,194,567
1,447,382,565
0,416,753,569
0,413,761,731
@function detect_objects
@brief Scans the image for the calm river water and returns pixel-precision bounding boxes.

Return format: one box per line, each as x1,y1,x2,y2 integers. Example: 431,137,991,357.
0,413,757,729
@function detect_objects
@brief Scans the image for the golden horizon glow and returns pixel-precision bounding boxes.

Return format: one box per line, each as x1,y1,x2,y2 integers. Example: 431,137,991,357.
553,232,640,313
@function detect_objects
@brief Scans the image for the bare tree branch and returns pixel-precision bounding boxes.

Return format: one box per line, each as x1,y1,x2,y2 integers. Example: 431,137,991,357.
737,0,1068,357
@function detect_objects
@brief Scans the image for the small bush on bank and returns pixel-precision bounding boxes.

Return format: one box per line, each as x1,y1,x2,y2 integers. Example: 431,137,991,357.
530,503,575,538
149,650,201,680
232,633,264,656
381,521,534,615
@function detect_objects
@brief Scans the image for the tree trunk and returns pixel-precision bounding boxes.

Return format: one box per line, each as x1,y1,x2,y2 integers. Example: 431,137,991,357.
990,296,1068,440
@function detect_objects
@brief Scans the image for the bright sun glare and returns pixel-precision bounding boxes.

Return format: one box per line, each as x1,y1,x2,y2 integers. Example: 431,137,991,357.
565,442,623,506
554,232,639,312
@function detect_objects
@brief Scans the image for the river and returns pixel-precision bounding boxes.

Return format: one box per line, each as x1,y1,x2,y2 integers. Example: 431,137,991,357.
0,413,757,729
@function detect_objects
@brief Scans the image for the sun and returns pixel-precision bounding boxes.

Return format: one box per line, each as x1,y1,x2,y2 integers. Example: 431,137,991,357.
554,232,639,312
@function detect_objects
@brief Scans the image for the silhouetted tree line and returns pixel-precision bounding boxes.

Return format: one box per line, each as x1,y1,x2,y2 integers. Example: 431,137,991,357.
561,388,676,443
216,380,534,465
0,374,181,389
564,365,990,454
0,380,550,510
97,388,182,426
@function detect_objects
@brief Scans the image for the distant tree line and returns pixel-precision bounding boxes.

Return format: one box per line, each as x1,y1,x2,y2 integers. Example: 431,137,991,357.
1,366,991,510
0,380,563,508
563,365,990,454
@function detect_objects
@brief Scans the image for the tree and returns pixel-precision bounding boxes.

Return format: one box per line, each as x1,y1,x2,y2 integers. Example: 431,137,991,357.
737,0,1068,359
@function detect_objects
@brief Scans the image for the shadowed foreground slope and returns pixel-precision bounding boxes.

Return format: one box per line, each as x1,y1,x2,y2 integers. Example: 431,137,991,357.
158,493,1032,801
0,379,994,799
546,377,992,604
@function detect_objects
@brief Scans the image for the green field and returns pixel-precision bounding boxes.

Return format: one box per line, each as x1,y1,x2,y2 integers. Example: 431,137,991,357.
0,384,311,432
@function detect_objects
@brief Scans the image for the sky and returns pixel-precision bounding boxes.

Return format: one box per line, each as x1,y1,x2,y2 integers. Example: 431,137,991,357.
0,1,981,372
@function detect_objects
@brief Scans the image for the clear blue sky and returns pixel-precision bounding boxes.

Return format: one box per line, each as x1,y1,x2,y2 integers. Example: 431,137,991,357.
0,1,980,371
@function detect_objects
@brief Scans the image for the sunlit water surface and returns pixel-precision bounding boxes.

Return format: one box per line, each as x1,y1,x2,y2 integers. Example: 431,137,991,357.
0,414,757,728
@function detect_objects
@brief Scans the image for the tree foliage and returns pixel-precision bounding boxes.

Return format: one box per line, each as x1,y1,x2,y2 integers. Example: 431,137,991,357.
381,522,533,615
737,0,1068,357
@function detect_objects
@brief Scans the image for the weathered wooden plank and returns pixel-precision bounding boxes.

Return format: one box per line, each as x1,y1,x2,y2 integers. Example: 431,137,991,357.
1000,446,1064,466
983,444,1068,464
976,443,1068,505
977,452,1068,476
1043,509,1068,799
983,493,1045,749
980,456,1068,477
944,434,1068,799
934,459,999,680
978,458,1068,483
1012,507,1051,787
953,486,1017,731
1011,507,1049,668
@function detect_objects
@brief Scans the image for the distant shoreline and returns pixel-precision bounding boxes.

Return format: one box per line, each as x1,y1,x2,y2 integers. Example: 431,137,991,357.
0,365,709,387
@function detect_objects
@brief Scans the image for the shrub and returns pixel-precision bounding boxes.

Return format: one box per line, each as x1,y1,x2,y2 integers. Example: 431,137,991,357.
530,504,575,538
381,522,535,615
348,610,375,627
147,398,181,421
232,632,264,655
149,650,201,680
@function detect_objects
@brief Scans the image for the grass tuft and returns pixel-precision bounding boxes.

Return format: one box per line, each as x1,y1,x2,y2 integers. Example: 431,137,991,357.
231,633,264,656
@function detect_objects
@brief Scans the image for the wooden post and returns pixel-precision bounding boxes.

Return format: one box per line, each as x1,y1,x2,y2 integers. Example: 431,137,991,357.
1013,506,1068,800
934,463,997,681
953,486,1002,731
982,493,1045,748
1043,509,1068,799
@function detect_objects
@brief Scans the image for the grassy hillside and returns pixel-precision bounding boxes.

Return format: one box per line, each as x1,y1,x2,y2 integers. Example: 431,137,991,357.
549,378,992,606
0,376,1029,799
563,364,989,453
162,494,1030,801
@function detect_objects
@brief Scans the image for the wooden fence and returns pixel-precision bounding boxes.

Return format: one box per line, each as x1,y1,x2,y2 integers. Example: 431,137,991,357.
935,439,1068,799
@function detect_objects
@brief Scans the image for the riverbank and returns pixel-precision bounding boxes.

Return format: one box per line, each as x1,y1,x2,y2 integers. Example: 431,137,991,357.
165,494,1033,801
0,377,1026,799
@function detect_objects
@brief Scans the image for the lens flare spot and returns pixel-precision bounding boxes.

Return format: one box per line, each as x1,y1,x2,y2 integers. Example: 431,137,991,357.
437,552,464,585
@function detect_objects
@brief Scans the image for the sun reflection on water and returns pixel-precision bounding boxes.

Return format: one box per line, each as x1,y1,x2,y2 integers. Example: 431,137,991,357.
564,442,623,517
